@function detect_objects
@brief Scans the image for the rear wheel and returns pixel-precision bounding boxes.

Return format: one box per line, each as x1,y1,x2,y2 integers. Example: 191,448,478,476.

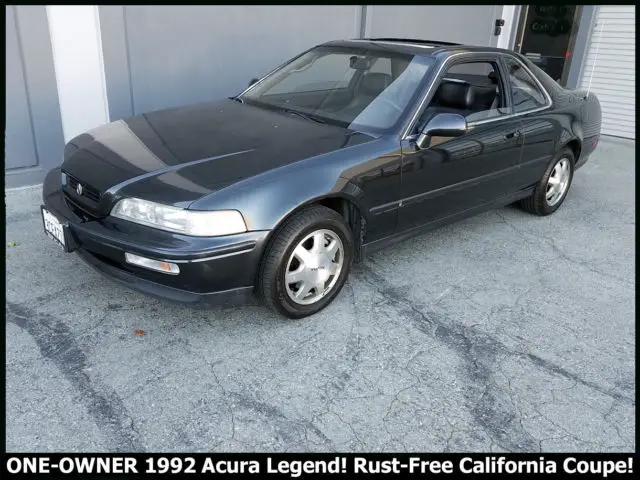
258,205,353,319
519,147,575,216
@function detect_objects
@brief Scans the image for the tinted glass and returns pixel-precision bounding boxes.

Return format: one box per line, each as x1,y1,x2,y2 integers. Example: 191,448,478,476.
504,57,548,113
420,61,507,126
242,47,434,133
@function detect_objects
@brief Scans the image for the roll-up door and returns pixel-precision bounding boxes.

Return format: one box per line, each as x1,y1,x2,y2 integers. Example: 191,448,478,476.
578,6,635,139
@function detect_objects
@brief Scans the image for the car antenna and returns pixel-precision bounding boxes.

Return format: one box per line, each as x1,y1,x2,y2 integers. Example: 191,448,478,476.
586,18,606,99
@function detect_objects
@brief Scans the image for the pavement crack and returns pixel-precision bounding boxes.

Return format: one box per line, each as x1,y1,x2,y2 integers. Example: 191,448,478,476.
603,400,629,446
329,410,366,450
12,282,104,308
229,393,335,449
209,365,237,441
519,352,633,404
357,262,632,452
6,302,145,452
494,210,633,287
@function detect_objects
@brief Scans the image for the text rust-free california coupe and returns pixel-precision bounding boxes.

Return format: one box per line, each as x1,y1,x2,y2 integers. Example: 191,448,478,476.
42,38,602,318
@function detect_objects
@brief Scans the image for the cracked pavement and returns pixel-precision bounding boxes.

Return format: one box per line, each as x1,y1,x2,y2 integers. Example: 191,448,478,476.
5,137,635,452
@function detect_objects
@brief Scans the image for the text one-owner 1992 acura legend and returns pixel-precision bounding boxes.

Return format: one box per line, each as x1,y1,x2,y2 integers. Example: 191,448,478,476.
42,38,601,318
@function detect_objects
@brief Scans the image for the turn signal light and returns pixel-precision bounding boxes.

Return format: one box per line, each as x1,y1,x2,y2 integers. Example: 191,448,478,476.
125,252,180,275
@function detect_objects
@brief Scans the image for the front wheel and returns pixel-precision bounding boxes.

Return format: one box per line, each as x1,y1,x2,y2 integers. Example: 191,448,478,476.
257,205,354,319
519,147,575,216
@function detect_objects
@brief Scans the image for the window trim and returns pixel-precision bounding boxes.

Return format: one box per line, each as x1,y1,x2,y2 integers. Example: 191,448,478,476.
500,55,552,118
441,59,509,124
402,51,553,138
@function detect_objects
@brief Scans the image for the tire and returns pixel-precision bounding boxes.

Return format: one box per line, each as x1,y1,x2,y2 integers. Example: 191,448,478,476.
519,147,575,216
257,205,354,319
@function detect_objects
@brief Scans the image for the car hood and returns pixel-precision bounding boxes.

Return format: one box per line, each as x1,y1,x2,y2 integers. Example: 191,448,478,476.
61,99,373,215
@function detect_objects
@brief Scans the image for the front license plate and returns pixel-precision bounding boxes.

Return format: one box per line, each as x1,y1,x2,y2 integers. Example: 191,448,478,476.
41,207,67,250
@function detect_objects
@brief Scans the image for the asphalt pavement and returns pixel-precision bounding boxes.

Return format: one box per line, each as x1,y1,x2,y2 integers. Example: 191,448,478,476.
5,136,635,452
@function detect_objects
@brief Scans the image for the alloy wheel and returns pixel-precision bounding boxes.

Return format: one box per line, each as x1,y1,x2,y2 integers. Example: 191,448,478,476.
284,229,344,305
546,157,571,206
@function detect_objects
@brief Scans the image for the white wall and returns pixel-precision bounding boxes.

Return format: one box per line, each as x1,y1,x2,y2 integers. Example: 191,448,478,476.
47,5,109,142
100,5,362,120
100,5,504,121
45,5,508,141
497,5,519,49
364,5,504,47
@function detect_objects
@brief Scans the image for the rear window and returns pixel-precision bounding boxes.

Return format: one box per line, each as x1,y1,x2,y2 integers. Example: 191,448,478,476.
524,59,564,95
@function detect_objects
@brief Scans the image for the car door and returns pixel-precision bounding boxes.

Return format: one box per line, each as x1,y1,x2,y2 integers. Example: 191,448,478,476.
500,54,557,191
397,54,525,233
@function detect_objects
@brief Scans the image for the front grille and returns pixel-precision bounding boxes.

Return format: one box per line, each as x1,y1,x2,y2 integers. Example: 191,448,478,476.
65,174,101,202
64,196,100,221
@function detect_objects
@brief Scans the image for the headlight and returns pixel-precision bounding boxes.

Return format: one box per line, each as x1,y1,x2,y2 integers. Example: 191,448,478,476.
110,198,247,237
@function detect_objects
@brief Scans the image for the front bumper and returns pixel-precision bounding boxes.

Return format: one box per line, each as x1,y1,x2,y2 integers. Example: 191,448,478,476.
42,168,269,306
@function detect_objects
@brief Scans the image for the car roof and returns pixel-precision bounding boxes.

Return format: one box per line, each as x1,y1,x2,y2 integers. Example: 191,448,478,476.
321,38,520,59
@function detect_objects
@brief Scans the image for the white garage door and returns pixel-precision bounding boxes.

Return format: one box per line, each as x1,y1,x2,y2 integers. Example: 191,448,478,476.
579,6,635,139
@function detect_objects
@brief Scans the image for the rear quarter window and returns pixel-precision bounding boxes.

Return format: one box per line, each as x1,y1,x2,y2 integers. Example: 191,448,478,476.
503,57,549,113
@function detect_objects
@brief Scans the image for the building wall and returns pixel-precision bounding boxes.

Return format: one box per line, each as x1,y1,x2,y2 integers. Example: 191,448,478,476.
4,4,513,188
5,6,64,188
99,5,363,120
363,5,504,47
99,5,505,121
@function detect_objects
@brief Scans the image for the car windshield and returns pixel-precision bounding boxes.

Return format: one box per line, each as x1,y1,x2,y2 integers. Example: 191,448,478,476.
240,46,434,134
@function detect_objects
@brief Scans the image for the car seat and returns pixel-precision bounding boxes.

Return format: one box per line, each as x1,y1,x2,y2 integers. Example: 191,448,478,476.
337,72,392,119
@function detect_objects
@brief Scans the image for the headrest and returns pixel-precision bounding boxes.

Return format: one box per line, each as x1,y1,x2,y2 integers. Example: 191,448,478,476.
473,84,498,110
360,72,392,96
435,81,475,110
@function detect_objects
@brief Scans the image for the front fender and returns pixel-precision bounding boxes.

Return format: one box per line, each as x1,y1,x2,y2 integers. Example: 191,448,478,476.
187,162,368,232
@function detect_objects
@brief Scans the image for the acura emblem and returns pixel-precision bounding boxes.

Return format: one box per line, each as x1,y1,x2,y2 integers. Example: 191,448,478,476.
76,183,83,196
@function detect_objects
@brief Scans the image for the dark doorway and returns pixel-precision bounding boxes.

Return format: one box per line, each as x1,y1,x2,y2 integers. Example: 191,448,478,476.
514,5,582,86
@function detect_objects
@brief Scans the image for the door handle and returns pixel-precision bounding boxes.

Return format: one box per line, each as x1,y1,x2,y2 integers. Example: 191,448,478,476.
504,130,521,140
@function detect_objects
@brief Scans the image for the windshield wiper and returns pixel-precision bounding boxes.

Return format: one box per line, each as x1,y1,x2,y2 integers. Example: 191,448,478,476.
280,108,327,125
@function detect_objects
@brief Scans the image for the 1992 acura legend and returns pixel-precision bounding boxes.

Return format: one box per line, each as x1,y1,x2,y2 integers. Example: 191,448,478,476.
42,38,601,318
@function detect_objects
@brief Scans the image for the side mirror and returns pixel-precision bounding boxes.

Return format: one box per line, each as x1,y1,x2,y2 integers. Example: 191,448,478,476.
248,78,259,87
416,113,467,149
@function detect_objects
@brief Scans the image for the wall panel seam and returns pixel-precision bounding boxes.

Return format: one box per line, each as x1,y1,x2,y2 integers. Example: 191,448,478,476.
122,6,136,116
93,6,110,123
12,5,40,168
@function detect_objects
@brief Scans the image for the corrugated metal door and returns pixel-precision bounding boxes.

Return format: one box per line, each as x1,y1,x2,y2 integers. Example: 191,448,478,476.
578,5,635,139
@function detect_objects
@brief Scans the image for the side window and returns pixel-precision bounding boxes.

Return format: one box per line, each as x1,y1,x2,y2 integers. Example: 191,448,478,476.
503,57,548,113
419,60,505,126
